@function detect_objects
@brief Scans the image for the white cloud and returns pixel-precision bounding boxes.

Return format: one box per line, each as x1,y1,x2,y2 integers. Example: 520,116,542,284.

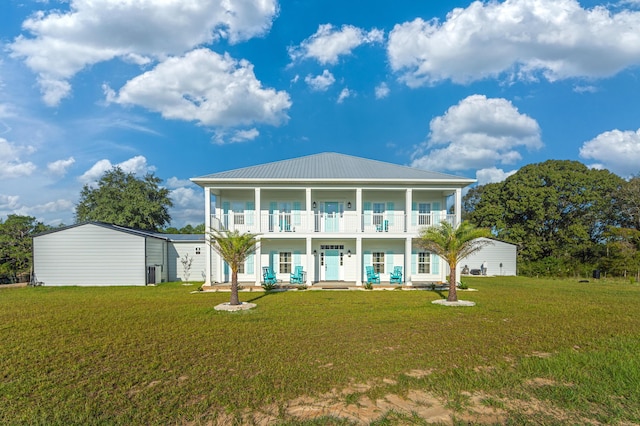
579,129,640,177
32,199,75,214
166,177,193,189
78,159,112,184
47,157,75,176
0,194,21,210
305,70,336,91
411,95,542,172
231,128,260,143
0,138,37,179
289,24,384,65
107,49,291,128
169,186,205,227
10,0,278,105
337,88,352,104
388,0,640,87
79,155,153,184
375,82,390,99
119,155,154,175
573,85,598,94
213,128,260,145
476,167,518,185
171,186,201,208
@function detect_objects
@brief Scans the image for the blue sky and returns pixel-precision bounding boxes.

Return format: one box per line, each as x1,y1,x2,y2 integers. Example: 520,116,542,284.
2,0,640,227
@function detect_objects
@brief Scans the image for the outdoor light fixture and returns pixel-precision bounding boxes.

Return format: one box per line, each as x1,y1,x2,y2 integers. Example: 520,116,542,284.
313,249,317,255
347,250,351,257
347,201,351,208
312,201,317,208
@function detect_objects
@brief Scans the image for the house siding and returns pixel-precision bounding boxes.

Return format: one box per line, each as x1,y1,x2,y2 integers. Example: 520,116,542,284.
168,242,207,282
33,224,148,286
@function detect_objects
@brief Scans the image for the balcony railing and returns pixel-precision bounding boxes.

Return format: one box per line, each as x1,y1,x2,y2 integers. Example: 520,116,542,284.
211,212,456,234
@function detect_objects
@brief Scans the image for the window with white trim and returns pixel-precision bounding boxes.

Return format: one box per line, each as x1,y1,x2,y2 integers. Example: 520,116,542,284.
233,202,245,225
418,203,431,225
279,252,292,274
372,252,385,274
373,203,385,226
418,252,431,274
238,263,245,274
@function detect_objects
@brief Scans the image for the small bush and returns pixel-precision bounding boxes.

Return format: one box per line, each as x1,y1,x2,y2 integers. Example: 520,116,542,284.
458,280,469,290
364,282,373,290
262,282,278,291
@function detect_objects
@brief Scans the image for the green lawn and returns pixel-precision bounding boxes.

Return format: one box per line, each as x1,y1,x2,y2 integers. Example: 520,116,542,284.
1,277,639,425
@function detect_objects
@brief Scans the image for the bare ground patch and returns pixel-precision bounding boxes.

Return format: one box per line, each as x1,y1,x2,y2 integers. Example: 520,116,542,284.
224,371,606,425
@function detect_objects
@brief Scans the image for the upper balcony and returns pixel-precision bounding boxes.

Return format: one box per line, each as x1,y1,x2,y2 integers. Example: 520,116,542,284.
210,211,456,235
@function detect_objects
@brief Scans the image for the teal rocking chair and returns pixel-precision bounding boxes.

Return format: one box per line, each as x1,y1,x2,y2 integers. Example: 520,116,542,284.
366,266,380,284
290,266,305,284
262,266,277,285
390,266,403,284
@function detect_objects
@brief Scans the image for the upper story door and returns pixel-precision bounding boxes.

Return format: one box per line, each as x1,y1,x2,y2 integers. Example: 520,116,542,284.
323,202,342,232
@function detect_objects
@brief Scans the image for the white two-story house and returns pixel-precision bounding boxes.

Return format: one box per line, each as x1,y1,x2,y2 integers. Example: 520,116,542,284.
191,153,475,287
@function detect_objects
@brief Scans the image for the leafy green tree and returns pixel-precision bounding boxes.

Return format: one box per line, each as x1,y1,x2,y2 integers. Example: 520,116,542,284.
602,227,640,280
75,167,173,231
164,223,205,234
619,175,640,231
0,215,50,283
465,160,623,273
209,229,259,306
418,221,492,302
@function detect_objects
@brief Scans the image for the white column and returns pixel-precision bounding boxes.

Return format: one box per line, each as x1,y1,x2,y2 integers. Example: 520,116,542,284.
356,188,362,232
254,240,262,286
355,237,362,286
405,237,413,286
306,188,312,232
204,187,212,286
405,188,412,232
255,188,261,232
306,237,313,285
455,187,462,226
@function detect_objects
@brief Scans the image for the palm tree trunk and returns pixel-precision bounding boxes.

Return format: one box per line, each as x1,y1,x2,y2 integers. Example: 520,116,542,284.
230,269,240,305
448,261,458,302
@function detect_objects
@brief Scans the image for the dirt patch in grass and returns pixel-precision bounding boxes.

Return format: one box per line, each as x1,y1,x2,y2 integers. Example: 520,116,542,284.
227,370,604,425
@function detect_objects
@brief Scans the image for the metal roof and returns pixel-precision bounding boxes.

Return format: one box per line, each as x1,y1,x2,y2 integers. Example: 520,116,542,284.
35,222,206,241
34,222,170,240
191,152,474,183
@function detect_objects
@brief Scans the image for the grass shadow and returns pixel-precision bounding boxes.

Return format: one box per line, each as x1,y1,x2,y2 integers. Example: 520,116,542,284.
435,289,447,299
246,291,279,303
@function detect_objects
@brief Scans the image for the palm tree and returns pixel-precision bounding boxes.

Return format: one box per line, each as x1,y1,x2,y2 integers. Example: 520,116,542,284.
209,229,259,306
418,221,492,302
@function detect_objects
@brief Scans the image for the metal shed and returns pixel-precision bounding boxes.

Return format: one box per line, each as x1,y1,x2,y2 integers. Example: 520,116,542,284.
460,237,517,276
33,222,169,286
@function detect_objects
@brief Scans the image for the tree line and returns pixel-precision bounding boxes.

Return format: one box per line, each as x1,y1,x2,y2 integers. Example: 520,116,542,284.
464,160,640,279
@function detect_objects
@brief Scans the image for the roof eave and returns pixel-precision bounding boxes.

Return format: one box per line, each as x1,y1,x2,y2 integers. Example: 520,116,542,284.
190,177,477,185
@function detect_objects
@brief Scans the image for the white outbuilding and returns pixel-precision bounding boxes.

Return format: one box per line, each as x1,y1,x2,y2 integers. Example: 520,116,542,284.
460,237,517,276
33,222,205,286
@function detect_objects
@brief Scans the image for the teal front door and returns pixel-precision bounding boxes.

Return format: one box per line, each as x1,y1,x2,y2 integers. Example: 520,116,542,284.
325,250,339,280
324,202,339,232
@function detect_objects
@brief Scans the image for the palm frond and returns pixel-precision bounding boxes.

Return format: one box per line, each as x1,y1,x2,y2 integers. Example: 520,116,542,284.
209,229,259,272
